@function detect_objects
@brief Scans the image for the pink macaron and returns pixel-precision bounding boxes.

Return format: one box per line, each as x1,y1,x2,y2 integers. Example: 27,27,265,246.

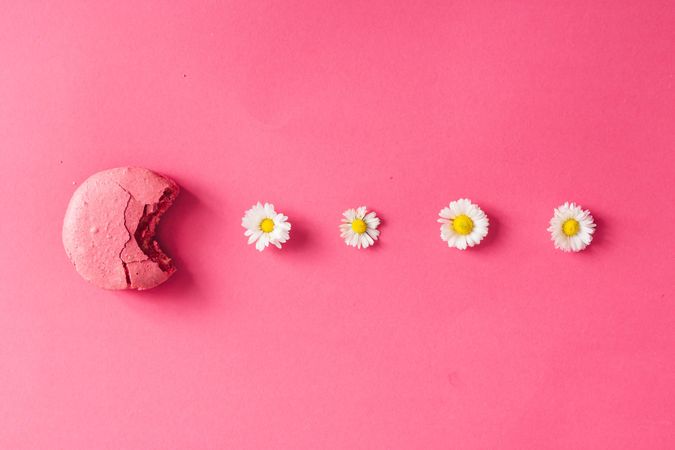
63,167,179,290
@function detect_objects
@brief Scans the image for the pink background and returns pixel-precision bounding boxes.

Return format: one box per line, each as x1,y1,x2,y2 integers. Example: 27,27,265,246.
1,1,674,448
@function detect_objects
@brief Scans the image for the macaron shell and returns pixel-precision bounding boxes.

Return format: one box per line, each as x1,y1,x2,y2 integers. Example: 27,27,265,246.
62,167,179,290
127,260,171,290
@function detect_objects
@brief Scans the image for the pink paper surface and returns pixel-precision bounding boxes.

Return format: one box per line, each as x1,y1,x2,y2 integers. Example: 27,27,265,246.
1,1,674,448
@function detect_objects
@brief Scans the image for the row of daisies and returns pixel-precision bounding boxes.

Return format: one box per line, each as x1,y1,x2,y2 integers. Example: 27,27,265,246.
242,200,596,252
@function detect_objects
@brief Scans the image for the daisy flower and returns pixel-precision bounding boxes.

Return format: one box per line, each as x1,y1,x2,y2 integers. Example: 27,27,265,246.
242,202,291,251
438,199,489,250
548,202,595,252
340,206,380,249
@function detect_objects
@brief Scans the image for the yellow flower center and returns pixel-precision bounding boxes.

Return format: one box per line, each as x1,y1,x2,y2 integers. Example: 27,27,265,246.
562,219,580,236
260,218,275,233
452,214,474,235
351,218,367,234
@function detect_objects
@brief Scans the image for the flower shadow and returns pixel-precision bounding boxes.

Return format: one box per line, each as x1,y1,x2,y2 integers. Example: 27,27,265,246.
581,206,609,253
462,203,502,253
278,210,314,254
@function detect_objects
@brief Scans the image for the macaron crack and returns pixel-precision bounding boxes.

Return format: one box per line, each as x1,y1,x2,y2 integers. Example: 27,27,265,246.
117,185,178,289
132,188,177,275
119,190,134,287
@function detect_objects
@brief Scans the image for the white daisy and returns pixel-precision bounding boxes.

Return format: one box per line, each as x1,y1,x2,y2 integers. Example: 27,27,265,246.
548,202,595,252
242,202,291,251
340,206,381,249
438,199,489,250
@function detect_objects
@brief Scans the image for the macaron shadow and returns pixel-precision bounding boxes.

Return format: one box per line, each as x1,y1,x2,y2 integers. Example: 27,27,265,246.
135,185,207,304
